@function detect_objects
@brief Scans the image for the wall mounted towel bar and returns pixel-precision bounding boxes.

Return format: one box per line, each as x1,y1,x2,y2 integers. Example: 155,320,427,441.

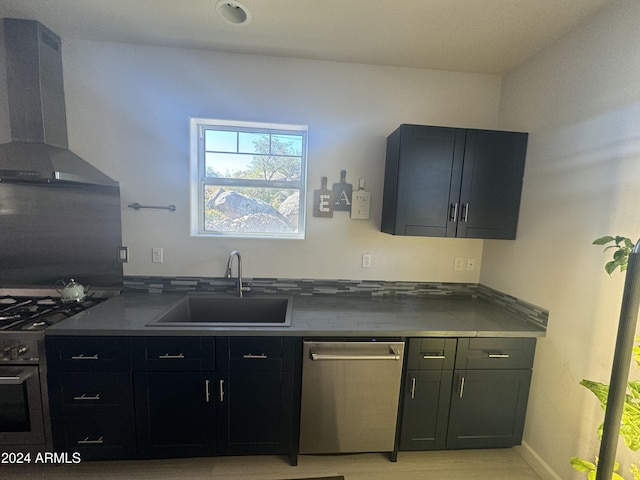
128,203,176,211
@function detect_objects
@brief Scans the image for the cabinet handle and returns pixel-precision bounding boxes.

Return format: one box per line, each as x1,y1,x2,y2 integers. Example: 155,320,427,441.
449,203,459,222
219,379,225,402
73,393,101,401
422,354,445,359
488,353,510,358
77,436,104,445
410,377,417,399
462,203,469,222
459,376,465,399
205,380,211,403
71,354,99,360
242,353,268,359
158,353,185,359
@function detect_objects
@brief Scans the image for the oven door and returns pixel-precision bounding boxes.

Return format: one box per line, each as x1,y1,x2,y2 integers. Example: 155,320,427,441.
0,366,45,445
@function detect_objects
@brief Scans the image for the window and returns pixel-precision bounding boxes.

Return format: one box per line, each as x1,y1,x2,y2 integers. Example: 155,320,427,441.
190,119,307,239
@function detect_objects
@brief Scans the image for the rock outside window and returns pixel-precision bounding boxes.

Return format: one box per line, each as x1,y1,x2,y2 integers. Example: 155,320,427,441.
190,119,308,239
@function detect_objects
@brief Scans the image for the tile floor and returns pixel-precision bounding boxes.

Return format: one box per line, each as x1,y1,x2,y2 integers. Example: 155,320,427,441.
2,449,543,480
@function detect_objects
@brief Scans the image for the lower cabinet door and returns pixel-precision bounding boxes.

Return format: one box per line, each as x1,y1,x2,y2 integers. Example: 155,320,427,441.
446,369,532,449
134,371,215,458
217,370,294,455
400,369,453,450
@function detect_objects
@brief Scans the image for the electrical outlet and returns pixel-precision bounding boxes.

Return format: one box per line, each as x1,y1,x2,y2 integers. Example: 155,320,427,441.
466,258,476,271
152,247,163,263
362,254,372,268
454,257,464,271
118,246,128,263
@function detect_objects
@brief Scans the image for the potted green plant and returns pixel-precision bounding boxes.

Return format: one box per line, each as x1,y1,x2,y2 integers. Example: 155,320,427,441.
571,235,640,479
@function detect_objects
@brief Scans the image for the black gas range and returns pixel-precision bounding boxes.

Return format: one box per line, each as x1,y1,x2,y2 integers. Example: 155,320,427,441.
0,289,113,362
0,293,106,334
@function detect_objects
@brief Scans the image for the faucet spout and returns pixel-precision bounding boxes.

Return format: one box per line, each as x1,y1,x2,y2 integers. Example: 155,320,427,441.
225,250,245,297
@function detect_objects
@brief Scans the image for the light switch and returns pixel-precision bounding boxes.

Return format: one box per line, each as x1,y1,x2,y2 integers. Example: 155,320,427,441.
152,247,163,263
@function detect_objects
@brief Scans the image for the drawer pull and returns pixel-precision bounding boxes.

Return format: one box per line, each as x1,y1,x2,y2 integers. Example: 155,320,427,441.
77,436,104,445
422,354,445,359
73,393,101,401
71,354,99,360
242,353,268,359
158,353,185,359
488,353,510,358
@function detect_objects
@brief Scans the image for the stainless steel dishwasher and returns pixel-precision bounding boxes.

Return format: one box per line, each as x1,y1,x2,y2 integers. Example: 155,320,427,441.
299,339,405,456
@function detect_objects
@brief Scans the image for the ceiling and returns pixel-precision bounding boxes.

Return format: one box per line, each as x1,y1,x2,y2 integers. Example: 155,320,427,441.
0,0,615,74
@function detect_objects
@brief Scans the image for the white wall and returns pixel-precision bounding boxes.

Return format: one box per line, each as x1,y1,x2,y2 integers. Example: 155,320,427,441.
59,40,502,282
483,1,640,478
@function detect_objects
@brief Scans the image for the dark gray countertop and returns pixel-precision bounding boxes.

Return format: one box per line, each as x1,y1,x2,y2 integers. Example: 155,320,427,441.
45,292,546,338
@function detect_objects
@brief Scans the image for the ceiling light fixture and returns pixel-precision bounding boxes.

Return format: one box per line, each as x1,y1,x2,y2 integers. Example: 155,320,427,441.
216,0,251,26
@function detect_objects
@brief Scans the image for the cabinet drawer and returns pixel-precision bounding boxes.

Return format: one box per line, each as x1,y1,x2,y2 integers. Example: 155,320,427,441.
455,338,535,370
54,411,136,460
406,338,457,370
216,337,296,371
133,337,214,371
46,336,132,372
49,373,133,409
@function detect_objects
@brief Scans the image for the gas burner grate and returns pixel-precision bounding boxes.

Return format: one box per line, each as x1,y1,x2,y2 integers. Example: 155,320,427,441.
0,294,107,331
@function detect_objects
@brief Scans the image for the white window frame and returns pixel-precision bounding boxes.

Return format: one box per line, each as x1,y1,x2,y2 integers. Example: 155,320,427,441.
190,118,307,239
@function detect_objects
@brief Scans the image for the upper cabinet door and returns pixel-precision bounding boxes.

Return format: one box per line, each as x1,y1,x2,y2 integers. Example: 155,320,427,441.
381,124,527,240
381,125,465,237
458,129,528,239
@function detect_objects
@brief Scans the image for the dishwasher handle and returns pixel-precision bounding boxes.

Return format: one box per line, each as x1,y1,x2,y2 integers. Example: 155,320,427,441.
310,346,402,361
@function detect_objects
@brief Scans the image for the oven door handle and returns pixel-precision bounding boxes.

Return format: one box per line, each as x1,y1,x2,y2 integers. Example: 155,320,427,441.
0,367,36,385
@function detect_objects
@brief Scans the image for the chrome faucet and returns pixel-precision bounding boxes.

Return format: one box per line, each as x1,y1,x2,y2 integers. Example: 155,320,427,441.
225,250,248,297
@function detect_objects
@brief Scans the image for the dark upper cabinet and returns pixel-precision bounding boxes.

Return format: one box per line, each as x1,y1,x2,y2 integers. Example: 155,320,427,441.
381,124,527,239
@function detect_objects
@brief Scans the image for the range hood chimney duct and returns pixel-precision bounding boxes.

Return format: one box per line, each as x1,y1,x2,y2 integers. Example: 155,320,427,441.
0,18,117,186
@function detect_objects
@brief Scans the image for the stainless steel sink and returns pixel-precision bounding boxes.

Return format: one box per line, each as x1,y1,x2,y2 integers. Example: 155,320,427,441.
148,295,293,327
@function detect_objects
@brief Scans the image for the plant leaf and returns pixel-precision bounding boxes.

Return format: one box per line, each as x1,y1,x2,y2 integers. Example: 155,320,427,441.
580,379,610,406
571,456,627,479
594,236,615,245
580,377,640,451
605,261,618,275
595,234,633,274
571,456,596,473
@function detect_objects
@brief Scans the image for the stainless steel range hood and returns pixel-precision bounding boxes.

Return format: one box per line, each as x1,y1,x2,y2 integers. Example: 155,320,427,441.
0,18,117,187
